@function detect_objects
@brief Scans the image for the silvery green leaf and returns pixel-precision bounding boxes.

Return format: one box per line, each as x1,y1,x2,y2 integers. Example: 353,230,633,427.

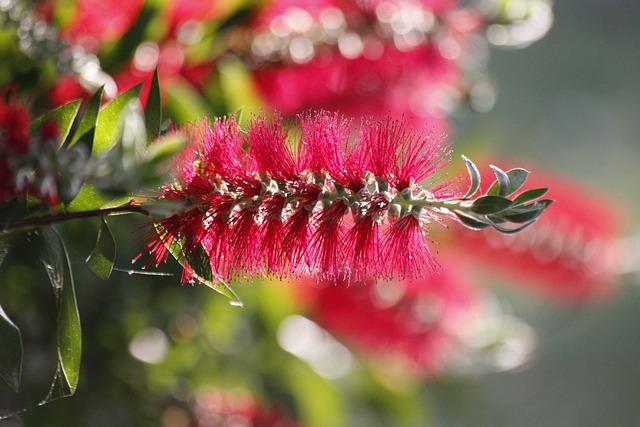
506,168,529,195
469,195,513,214
462,155,481,199
487,165,510,197
512,188,549,206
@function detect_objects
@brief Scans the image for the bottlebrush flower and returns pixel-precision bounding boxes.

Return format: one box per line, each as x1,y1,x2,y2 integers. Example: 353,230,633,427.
141,111,463,283
248,0,483,132
451,159,623,301
296,254,479,378
140,111,551,286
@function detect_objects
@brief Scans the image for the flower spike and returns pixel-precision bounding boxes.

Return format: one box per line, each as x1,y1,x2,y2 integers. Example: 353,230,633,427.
140,112,552,285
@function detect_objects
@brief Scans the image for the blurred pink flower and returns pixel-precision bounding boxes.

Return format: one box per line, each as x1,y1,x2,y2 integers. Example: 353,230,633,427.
249,0,482,133
193,387,302,427
60,0,144,51
297,254,479,377
140,111,462,283
451,159,624,301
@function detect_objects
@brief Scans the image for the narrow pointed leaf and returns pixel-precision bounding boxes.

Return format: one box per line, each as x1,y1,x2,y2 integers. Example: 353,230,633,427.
0,304,22,393
469,195,513,214
93,84,142,155
487,165,510,197
462,155,481,199
39,228,82,394
495,207,545,223
30,100,82,146
155,225,243,306
512,188,549,206
145,68,162,142
70,86,104,148
506,168,529,195
86,217,116,280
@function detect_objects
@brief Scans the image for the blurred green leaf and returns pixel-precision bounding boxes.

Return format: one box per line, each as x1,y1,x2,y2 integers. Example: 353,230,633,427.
30,100,81,146
506,168,529,194
487,165,510,197
462,155,481,199
145,68,162,143
469,195,513,214
70,86,103,148
93,84,142,155
0,234,21,393
0,304,22,393
512,188,549,206
155,225,243,306
86,217,116,280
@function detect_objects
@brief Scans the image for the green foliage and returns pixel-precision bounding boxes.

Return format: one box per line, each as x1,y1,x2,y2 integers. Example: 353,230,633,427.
454,157,553,233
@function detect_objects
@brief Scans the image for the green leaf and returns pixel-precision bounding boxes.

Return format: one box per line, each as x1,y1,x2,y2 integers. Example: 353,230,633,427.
487,165,510,197
145,68,162,143
93,84,142,155
86,217,116,280
469,195,513,214
30,100,82,146
0,303,22,393
495,207,545,223
39,228,82,394
512,188,549,206
453,211,490,230
506,168,529,195
70,86,103,148
462,155,481,199
156,225,243,306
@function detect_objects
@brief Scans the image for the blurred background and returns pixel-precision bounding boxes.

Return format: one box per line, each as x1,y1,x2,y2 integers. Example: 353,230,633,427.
1,0,640,426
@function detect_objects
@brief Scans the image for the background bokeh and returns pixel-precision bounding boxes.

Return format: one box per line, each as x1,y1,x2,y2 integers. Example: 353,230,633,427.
2,0,640,426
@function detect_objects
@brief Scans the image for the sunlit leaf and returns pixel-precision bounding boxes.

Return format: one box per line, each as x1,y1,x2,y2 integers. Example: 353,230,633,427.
0,304,22,393
145,68,162,143
70,86,103,148
487,165,510,197
156,225,243,306
469,195,513,214
67,183,108,212
86,217,116,280
462,155,481,199
93,84,142,155
30,100,81,146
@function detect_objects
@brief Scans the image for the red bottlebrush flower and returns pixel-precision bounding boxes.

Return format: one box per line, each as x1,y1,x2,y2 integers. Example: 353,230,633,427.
451,160,623,301
0,88,31,155
249,0,482,132
297,254,479,378
140,111,462,284
193,387,303,427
